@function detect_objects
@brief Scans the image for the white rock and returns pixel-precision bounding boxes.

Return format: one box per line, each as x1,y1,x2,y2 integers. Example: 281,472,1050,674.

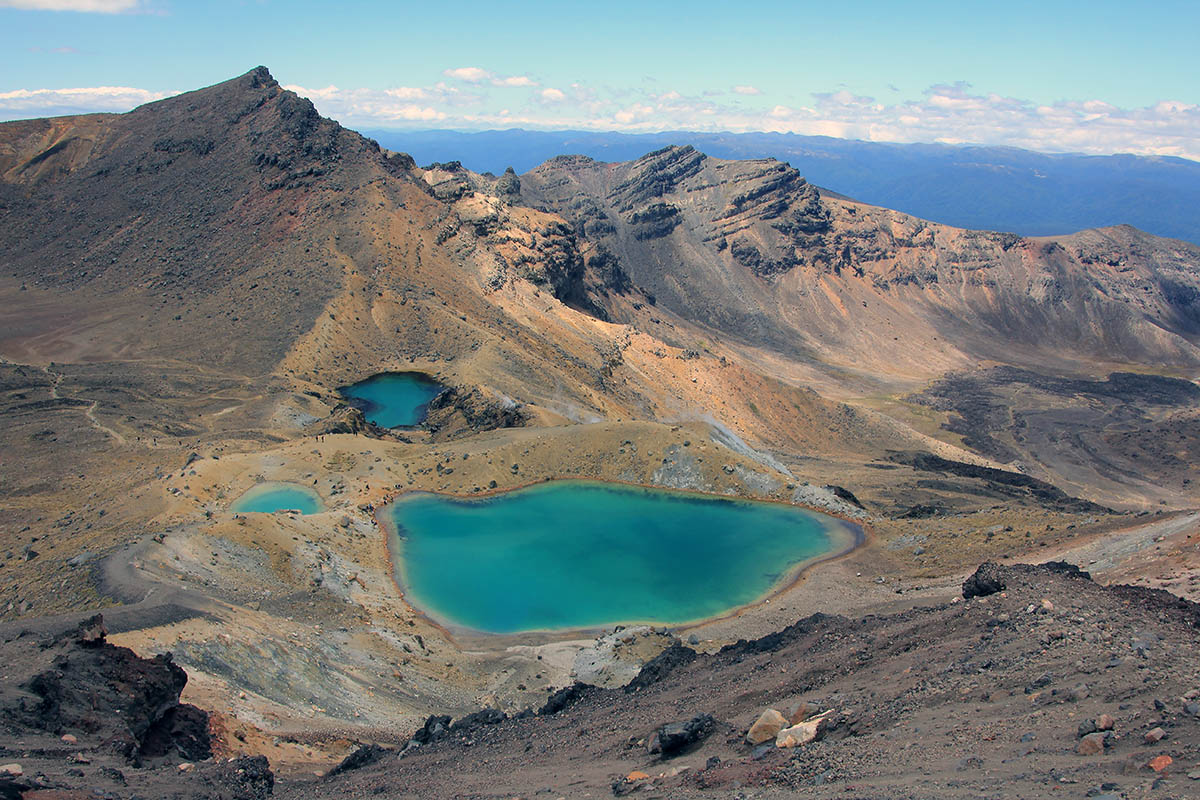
776,710,835,748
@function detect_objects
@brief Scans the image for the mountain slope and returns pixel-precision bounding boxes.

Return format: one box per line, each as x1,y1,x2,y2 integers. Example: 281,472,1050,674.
518,146,1200,380
0,66,416,373
366,127,1200,244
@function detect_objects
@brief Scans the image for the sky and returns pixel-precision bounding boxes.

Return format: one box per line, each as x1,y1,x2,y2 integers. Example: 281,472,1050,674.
2,0,1199,159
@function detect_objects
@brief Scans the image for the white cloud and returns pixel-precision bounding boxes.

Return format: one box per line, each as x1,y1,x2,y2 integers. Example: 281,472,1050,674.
494,75,536,87
0,0,141,10
443,66,490,83
443,67,538,88
0,85,172,117
732,85,762,96
5,75,1199,162
384,86,427,100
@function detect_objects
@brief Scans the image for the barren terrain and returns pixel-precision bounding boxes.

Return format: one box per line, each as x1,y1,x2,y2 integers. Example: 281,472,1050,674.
1,68,1198,798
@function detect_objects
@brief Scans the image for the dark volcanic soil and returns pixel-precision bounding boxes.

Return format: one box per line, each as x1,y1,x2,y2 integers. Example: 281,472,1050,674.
0,615,273,799
287,563,1200,800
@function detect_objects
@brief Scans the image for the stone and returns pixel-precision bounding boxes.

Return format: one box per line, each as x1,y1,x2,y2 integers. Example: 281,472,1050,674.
1078,719,1098,738
783,700,818,725
625,771,649,781
1148,755,1173,772
962,562,1006,598
648,714,713,757
1185,701,1200,716
1187,768,1200,780
76,613,107,647
178,762,195,772
776,710,834,748
1040,598,1054,612
0,763,22,777
61,733,78,743
1144,727,1166,743
1096,714,1115,731
746,708,788,745
1077,733,1106,755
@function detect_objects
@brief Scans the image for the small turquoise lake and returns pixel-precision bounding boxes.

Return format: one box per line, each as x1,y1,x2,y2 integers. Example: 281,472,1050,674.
231,483,323,515
338,372,443,428
384,481,856,634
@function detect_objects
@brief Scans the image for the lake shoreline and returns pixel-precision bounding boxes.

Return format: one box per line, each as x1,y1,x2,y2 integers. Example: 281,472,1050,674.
375,477,868,644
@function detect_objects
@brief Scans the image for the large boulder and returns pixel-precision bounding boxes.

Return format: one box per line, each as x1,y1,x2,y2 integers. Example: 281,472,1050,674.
963,562,1006,599
746,708,788,745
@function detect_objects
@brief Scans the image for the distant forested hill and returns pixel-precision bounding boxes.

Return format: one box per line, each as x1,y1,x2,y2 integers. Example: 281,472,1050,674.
364,128,1200,244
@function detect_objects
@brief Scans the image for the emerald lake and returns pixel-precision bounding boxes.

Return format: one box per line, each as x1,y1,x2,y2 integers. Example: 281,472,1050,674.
339,372,443,428
231,483,323,515
384,480,856,634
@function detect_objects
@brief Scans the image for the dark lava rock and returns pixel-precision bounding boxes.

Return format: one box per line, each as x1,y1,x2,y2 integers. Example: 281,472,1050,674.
964,562,1006,599
900,503,942,519
216,754,275,800
450,707,506,732
410,714,452,745
0,776,31,800
4,614,210,763
138,702,212,762
539,683,589,715
648,713,714,758
825,484,865,508
326,743,388,777
625,644,697,692
888,450,1109,513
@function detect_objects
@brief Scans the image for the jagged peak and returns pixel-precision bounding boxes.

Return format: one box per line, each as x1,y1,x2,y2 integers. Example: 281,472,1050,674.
128,66,285,119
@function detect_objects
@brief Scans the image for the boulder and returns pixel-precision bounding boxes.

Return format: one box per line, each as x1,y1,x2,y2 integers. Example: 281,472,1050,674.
1077,732,1106,755
746,709,787,745
775,710,834,748
963,562,1005,599
649,714,713,758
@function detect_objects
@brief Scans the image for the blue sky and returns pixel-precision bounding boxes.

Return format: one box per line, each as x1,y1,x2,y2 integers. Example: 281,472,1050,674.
3,0,1199,158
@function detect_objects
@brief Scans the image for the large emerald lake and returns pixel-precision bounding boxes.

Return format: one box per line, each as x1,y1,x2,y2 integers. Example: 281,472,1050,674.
384,480,855,634
338,372,442,428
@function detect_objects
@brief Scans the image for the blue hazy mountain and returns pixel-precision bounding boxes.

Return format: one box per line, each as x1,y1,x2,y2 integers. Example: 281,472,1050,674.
363,128,1200,244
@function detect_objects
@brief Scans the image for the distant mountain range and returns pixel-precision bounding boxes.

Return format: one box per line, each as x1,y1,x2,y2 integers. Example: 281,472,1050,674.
363,129,1200,245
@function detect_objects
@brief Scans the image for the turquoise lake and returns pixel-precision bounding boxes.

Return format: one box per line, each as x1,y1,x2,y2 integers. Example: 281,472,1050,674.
231,483,323,515
338,372,443,428
384,480,854,634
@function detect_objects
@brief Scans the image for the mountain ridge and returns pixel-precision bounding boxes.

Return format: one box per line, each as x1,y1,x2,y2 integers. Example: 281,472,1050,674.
365,127,1200,244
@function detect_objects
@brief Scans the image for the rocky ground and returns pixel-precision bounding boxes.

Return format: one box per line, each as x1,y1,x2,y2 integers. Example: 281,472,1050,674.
6,563,1197,799
287,562,1200,800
